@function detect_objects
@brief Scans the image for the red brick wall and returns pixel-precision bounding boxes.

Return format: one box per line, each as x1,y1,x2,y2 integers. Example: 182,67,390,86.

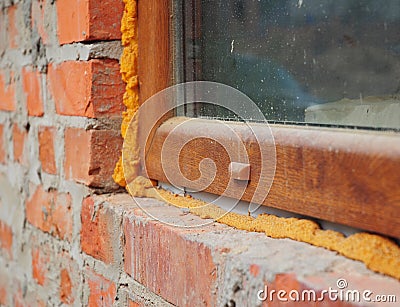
0,0,131,305
0,1,399,306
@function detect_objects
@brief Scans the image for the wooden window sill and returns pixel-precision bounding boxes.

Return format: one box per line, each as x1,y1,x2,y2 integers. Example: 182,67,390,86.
145,116,400,239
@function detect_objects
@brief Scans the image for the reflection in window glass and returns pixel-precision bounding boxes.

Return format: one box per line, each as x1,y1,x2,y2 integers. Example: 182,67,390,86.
183,0,400,128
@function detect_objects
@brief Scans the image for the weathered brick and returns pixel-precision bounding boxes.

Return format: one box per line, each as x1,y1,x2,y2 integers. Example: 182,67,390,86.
128,301,141,307
0,10,5,54
0,270,14,306
56,0,123,44
38,126,56,174
64,128,122,188
26,185,72,241
47,61,90,117
32,246,49,286
90,60,125,116
12,124,27,164
31,0,48,44
0,286,7,306
249,264,260,277
60,269,73,304
85,269,116,307
31,237,79,303
81,197,121,264
0,71,16,111
7,5,18,49
124,213,217,306
0,124,5,164
48,60,125,118
22,66,44,117
0,220,12,258
64,128,90,183
59,255,79,305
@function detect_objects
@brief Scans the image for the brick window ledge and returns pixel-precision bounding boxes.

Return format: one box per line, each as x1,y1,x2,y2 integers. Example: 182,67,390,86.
82,193,400,306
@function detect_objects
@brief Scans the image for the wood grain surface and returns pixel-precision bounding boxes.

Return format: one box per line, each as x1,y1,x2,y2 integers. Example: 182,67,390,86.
144,117,400,238
138,0,172,104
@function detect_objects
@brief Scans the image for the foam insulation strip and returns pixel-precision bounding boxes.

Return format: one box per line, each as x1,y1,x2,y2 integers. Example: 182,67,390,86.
112,0,139,187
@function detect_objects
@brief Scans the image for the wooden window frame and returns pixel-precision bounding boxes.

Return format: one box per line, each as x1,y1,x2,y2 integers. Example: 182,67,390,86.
138,0,400,239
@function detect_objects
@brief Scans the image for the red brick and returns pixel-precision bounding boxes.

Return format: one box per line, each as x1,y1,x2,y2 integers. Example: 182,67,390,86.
59,253,79,305
7,5,18,49
26,185,72,241
48,60,125,118
48,61,90,117
12,124,27,164
22,66,44,117
90,60,125,116
124,215,217,306
56,0,123,44
32,246,49,286
250,264,260,277
0,10,6,54
85,269,116,307
60,269,73,304
0,125,5,164
0,245,10,304
0,71,15,111
31,0,48,44
263,274,304,307
64,128,122,187
0,220,12,258
38,126,56,174
31,239,78,302
81,197,120,264
128,301,140,307
64,128,90,183
0,286,7,306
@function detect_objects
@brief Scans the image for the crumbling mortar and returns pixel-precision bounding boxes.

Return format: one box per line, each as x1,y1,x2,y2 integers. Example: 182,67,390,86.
30,33,47,73
91,199,105,221
118,272,176,307
24,222,73,252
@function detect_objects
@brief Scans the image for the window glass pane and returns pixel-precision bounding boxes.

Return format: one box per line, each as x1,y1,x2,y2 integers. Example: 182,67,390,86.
182,0,400,129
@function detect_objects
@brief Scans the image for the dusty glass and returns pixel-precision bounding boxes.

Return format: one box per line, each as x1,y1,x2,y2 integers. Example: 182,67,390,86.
179,0,400,129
